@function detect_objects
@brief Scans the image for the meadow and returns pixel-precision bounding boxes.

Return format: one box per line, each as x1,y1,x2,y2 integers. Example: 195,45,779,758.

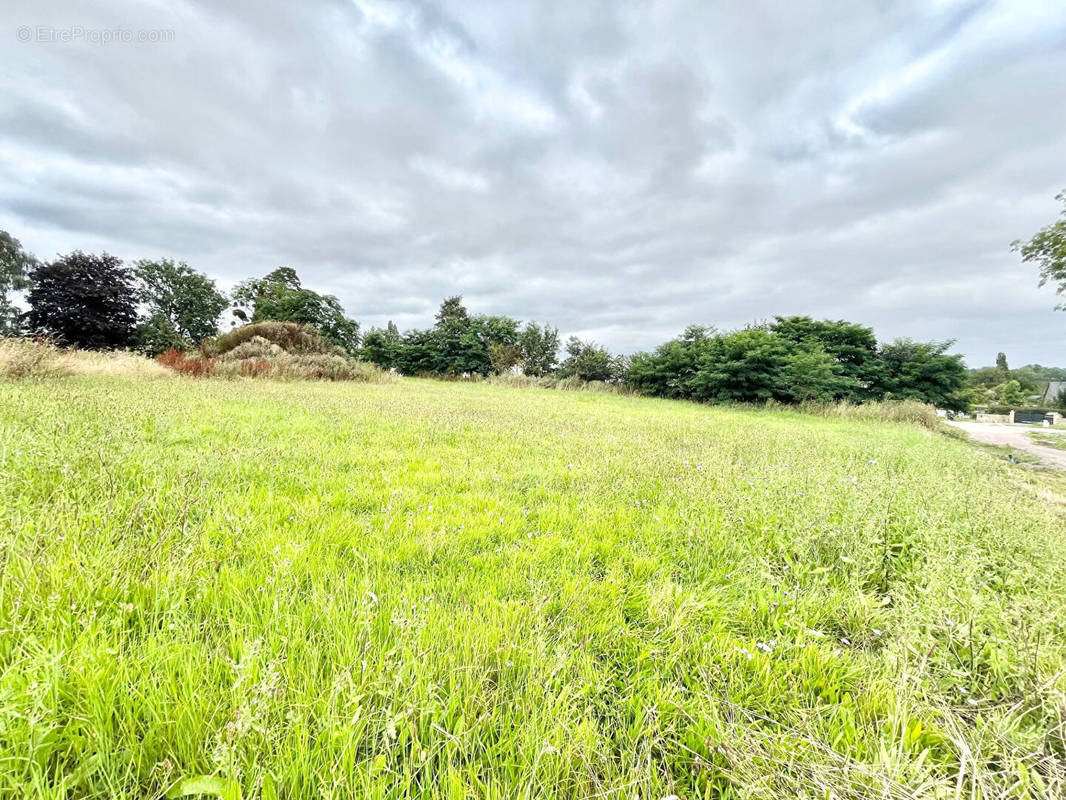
1,376,1064,799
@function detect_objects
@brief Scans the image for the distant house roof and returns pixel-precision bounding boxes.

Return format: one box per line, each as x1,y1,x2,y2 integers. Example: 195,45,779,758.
1044,381,1066,404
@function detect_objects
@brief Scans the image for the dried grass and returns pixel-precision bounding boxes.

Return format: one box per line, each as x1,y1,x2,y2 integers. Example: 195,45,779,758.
211,321,341,356
485,372,632,394
798,399,942,430
157,346,396,383
1,338,170,380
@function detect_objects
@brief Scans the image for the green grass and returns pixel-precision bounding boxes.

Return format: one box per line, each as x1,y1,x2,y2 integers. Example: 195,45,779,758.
1029,431,1066,451
1,377,1065,799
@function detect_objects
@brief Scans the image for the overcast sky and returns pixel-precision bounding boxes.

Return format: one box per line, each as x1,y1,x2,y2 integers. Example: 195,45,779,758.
3,0,1066,366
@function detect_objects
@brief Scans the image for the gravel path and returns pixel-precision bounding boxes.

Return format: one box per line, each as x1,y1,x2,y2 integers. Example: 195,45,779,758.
946,420,1066,471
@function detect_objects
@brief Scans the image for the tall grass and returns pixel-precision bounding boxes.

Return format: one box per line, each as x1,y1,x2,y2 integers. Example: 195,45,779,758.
486,375,941,428
486,372,634,394
0,337,170,379
0,337,67,378
157,339,396,383
795,399,942,430
0,378,1063,798
209,321,343,357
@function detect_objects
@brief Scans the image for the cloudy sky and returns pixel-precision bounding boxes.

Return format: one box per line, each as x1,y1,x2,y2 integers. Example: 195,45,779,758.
3,0,1066,366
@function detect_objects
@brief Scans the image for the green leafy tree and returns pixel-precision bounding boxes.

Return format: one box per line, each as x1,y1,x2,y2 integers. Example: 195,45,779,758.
559,337,617,382
435,296,468,326
134,314,187,356
878,339,968,411
517,322,560,376
472,316,521,367
0,230,37,335
26,251,137,349
994,379,1027,408
133,259,228,355
1013,190,1066,309
232,267,359,353
395,297,524,377
967,366,1004,389
626,325,715,399
784,345,857,402
424,297,487,375
1054,387,1066,411
1012,364,1066,382
395,327,438,375
964,384,992,410
995,352,1010,381
488,341,523,374
360,321,403,369
770,316,882,400
687,328,790,403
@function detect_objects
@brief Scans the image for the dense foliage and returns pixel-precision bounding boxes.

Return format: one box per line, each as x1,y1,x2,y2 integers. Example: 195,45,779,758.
877,338,969,410
231,267,360,354
1012,363,1066,382
134,259,229,355
25,251,138,349
628,318,970,410
966,353,1066,411
1,231,1038,410
558,336,619,383
361,296,561,380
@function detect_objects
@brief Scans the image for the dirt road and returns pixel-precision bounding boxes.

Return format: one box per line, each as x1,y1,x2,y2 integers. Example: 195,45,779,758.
946,420,1066,471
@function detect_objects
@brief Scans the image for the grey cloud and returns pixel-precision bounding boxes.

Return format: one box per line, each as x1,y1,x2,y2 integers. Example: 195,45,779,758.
2,0,1065,366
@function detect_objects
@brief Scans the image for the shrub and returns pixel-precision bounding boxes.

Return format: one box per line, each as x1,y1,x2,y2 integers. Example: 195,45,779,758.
212,321,341,357
155,349,185,370
558,337,620,383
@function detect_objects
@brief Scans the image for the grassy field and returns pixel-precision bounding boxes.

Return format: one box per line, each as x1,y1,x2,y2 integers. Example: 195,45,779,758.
1,377,1065,799
1029,432,1066,452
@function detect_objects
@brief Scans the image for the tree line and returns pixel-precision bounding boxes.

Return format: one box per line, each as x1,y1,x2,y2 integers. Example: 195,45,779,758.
0,240,360,357
627,320,970,409
967,353,1066,411
0,233,977,408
